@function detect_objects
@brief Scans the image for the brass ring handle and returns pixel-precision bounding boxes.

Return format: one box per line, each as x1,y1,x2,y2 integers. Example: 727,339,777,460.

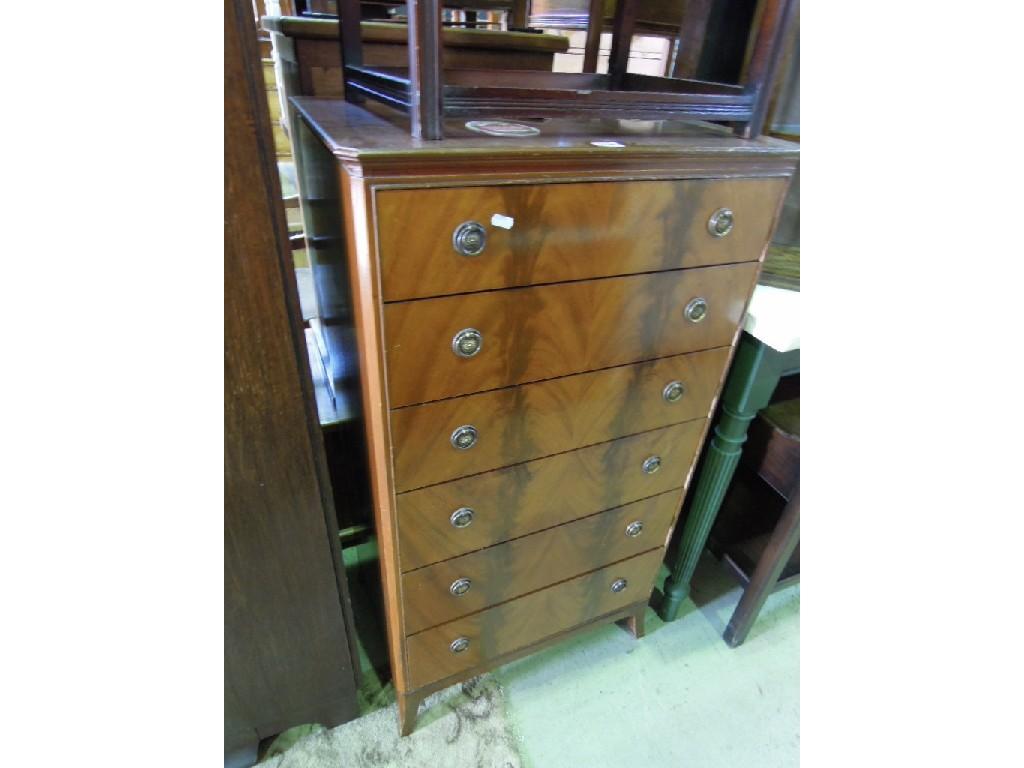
708,208,734,237
452,221,487,256
642,455,662,474
662,380,686,403
450,425,479,450
452,328,483,358
684,298,708,324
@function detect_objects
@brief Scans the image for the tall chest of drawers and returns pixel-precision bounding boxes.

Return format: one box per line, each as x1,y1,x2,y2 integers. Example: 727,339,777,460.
292,99,798,736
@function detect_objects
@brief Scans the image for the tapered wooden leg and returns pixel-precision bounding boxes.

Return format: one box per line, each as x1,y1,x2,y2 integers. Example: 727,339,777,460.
670,0,712,79
408,0,443,140
582,0,604,73
508,0,528,28
607,0,639,90
397,689,426,737
723,486,800,648
733,0,797,138
335,0,364,104
617,604,646,639
625,604,646,639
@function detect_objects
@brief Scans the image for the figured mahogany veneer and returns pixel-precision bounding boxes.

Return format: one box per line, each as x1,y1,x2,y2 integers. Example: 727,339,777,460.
384,263,759,408
396,421,705,571
290,99,797,735
401,491,679,634
405,549,665,689
376,178,787,301
391,348,730,491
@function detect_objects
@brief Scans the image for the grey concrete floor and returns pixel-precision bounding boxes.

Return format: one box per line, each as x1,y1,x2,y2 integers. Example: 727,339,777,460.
260,553,799,768
497,556,799,767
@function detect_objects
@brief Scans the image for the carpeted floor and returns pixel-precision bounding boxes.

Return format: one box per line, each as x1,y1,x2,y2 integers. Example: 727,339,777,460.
259,554,799,768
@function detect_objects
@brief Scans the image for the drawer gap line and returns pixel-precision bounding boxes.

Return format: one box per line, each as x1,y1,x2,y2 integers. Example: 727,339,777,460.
398,486,685,574
394,417,707,494
381,258,764,305
387,346,735,411
403,547,664,638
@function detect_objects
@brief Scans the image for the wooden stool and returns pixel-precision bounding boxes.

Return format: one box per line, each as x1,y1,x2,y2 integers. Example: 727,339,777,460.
336,0,797,138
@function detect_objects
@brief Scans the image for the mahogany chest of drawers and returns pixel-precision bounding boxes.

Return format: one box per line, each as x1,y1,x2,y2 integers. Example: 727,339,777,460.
291,98,798,735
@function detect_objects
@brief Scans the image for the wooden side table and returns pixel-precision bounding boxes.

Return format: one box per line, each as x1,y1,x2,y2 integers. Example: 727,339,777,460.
659,284,799,621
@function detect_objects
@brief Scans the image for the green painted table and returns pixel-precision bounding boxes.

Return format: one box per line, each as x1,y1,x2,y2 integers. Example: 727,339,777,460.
659,285,800,621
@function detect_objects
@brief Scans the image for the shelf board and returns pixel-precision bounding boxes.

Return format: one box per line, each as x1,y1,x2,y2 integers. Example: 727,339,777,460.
304,328,357,429
722,533,800,592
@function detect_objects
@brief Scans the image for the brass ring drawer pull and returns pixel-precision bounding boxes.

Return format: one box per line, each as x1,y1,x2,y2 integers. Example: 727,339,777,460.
684,297,708,323
450,507,474,528
642,455,662,474
708,208,734,237
450,425,479,450
452,221,487,256
625,521,644,537
611,578,628,593
452,328,483,358
450,636,471,653
450,578,472,596
662,380,686,403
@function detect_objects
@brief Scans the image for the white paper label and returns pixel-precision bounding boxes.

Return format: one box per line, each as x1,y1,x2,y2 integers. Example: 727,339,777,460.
491,213,515,230
590,140,626,148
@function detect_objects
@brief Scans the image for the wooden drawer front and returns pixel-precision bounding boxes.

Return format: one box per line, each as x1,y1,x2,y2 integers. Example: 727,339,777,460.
402,491,678,634
385,263,758,408
376,178,786,301
397,420,703,571
391,348,730,491
406,549,664,689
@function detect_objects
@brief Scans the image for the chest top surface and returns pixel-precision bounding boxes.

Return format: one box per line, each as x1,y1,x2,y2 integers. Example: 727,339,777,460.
291,98,799,170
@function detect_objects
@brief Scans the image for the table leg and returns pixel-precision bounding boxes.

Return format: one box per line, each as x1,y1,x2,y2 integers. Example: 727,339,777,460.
723,486,800,647
658,333,784,622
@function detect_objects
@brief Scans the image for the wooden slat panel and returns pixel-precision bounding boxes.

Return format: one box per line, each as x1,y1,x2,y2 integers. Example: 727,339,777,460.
273,123,292,157
402,491,678,634
406,549,664,688
391,348,730,491
384,263,759,408
267,90,282,122
396,420,704,570
377,178,786,301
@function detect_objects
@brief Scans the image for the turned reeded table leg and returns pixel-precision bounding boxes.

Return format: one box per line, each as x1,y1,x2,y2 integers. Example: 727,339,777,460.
659,332,797,622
